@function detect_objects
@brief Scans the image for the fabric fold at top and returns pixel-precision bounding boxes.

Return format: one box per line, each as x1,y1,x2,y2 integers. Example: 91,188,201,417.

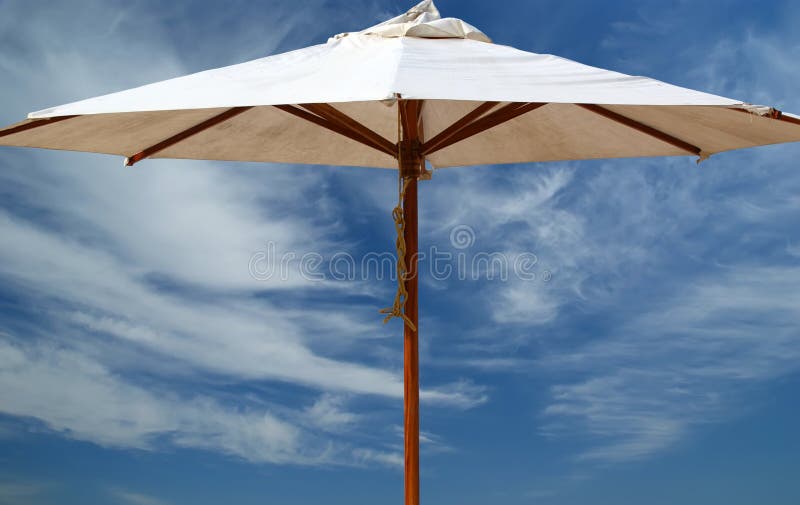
332,0,491,43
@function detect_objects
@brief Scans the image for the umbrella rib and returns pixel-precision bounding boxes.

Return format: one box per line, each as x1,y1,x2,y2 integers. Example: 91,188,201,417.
423,102,547,155
578,104,702,156
420,101,499,155
125,107,253,166
300,103,397,157
273,104,394,156
0,115,78,139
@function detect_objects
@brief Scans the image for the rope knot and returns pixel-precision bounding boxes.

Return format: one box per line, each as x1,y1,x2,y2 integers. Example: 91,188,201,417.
380,178,417,332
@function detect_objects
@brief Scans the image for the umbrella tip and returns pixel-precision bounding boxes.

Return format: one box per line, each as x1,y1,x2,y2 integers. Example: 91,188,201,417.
412,0,438,15
696,151,712,165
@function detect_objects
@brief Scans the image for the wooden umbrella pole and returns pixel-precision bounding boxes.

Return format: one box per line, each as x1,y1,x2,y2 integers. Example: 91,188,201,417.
403,173,420,505
393,98,424,505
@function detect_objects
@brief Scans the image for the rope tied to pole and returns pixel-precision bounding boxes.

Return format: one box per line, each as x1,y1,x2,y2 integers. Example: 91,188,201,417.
381,99,431,331
379,177,416,331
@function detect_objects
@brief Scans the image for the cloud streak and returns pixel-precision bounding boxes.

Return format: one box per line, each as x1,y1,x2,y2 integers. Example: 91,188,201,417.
541,266,800,461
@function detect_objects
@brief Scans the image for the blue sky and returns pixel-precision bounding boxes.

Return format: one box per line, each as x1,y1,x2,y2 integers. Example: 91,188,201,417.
1,0,799,504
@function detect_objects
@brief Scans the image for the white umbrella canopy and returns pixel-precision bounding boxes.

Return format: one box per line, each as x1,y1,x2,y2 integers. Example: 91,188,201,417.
2,0,800,168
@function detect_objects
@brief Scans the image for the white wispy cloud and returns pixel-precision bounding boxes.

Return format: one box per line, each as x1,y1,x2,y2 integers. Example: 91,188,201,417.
541,266,800,461
0,338,317,463
419,166,585,330
303,394,360,433
0,211,406,398
351,447,403,468
109,488,171,505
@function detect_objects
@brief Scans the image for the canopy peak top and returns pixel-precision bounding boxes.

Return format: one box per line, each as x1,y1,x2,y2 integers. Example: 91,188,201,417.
331,0,492,44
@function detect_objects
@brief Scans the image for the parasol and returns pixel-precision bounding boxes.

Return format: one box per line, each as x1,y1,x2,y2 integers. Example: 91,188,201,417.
3,1,800,503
